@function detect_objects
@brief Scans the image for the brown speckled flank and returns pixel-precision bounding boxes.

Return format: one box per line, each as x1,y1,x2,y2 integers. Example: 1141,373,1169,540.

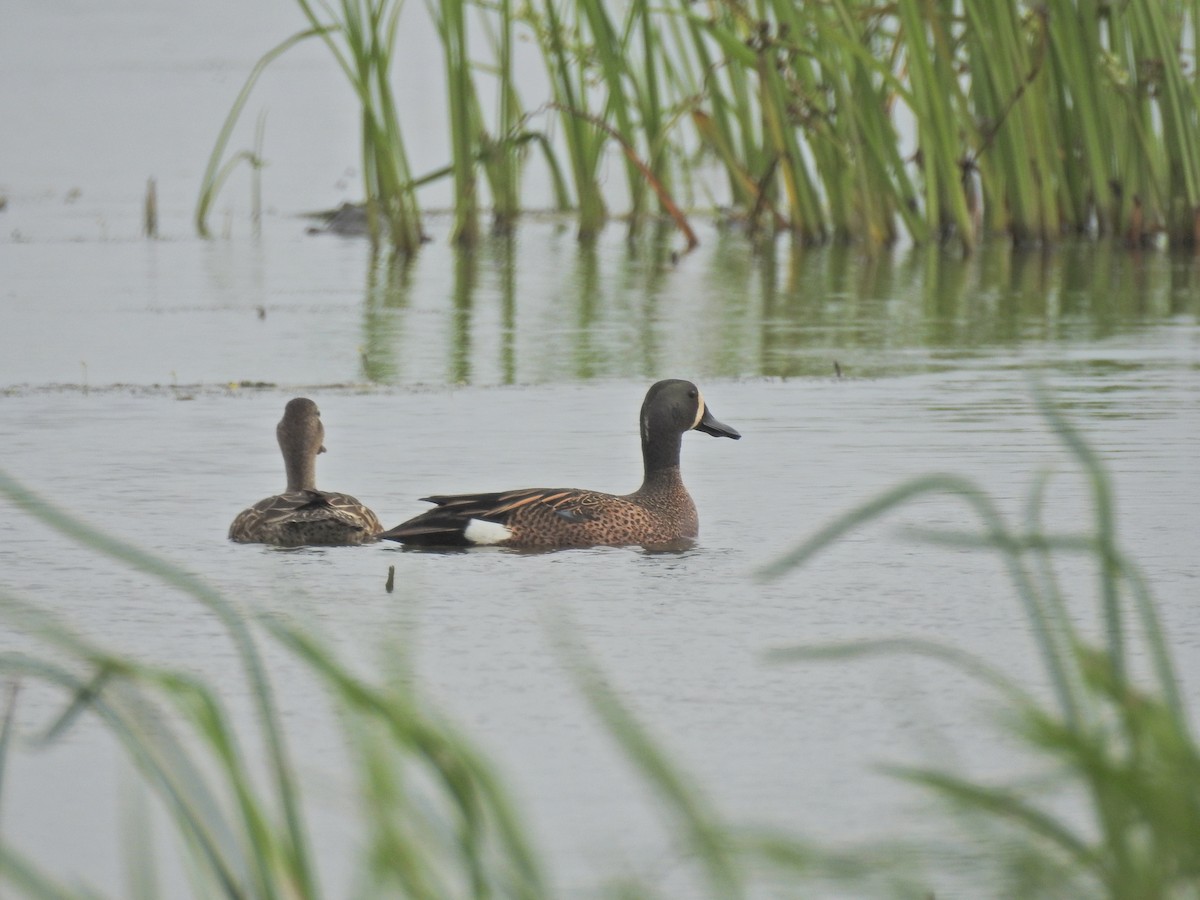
229,398,382,547
380,380,740,550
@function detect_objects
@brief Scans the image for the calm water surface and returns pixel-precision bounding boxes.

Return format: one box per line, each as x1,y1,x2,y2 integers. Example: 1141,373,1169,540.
1,259,1196,893
3,1,1199,895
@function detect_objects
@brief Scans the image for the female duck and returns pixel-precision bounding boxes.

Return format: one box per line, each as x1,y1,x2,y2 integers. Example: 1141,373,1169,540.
229,398,382,546
380,379,739,550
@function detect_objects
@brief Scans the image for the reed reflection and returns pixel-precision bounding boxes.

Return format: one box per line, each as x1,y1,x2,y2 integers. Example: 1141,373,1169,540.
497,236,517,385
360,252,413,384
359,227,1192,388
451,248,476,384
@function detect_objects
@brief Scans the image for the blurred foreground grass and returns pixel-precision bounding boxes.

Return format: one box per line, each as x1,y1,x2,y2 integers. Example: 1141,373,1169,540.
0,391,1195,898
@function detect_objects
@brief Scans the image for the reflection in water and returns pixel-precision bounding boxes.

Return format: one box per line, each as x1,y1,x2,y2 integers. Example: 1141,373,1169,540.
922,244,973,347
451,249,476,385
622,225,675,378
361,253,413,383
356,226,1199,387
571,245,601,381
499,237,516,385
1168,252,1200,317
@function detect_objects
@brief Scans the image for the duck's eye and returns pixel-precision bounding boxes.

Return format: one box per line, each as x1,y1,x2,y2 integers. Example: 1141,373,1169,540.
688,389,697,399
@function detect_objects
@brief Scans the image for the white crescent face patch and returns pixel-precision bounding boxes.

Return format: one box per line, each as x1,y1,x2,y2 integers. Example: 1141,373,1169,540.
691,388,706,430
464,518,513,545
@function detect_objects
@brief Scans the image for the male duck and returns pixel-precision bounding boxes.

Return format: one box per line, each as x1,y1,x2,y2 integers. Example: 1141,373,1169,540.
379,379,740,550
229,398,382,546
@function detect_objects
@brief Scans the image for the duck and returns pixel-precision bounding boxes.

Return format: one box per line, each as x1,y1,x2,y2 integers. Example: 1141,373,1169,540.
229,397,382,546
379,380,740,550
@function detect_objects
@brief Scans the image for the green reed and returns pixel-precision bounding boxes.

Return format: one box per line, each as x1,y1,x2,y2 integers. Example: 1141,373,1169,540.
476,0,526,233
202,0,1200,250
196,29,318,240
198,1,425,254
298,0,425,253
530,0,609,239
760,392,1198,897
430,0,481,245
430,0,538,241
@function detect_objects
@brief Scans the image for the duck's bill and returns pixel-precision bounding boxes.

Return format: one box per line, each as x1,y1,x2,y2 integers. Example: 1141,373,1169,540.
695,406,741,439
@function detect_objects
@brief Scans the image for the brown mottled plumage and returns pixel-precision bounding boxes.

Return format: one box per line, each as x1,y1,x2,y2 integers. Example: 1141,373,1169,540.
379,380,740,550
229,398,382,547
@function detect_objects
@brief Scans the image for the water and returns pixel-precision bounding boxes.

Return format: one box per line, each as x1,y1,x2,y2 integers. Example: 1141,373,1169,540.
3,1,1200,895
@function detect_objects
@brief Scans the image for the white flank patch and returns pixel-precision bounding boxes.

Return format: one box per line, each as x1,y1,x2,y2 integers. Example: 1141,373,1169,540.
463,519,513,545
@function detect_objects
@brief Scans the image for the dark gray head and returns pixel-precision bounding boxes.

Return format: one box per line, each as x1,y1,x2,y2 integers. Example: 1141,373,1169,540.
278,397,325,454
277,397,325,491
640,379,740,443
638,380,739,481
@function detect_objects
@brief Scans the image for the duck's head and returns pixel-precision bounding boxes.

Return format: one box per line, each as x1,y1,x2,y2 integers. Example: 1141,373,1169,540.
277,397,327,458
641,379,741,442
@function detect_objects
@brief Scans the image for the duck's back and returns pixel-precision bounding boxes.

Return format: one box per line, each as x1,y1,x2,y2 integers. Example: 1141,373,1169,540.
509,488,699,549
382,484,697,549
229,490,382,547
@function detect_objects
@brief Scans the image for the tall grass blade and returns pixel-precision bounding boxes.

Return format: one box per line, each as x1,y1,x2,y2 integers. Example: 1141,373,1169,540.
534,0,607,239
759,391,1199,895
1033,390,1125,693
0,838,102,900
204,0,1200,250
549,103,698,251
196,28,325,238
762,465,1082,725
575,0,644,234
555,627,743,898
0,681,17,823
886,766,1099,870
266,619,547,899
120,768,160,900
767,638,1033,709
289,0,424,254
476,0,526,232
0,469,317,899
0,643,253,897
430,0,480,245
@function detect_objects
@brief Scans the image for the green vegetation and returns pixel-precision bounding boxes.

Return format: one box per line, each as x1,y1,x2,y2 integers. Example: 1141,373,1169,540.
295,0,427,253
0,467,544,898
198,0,1200,253
760,391,1199,897
0,393,1195,896
198,2,425,253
